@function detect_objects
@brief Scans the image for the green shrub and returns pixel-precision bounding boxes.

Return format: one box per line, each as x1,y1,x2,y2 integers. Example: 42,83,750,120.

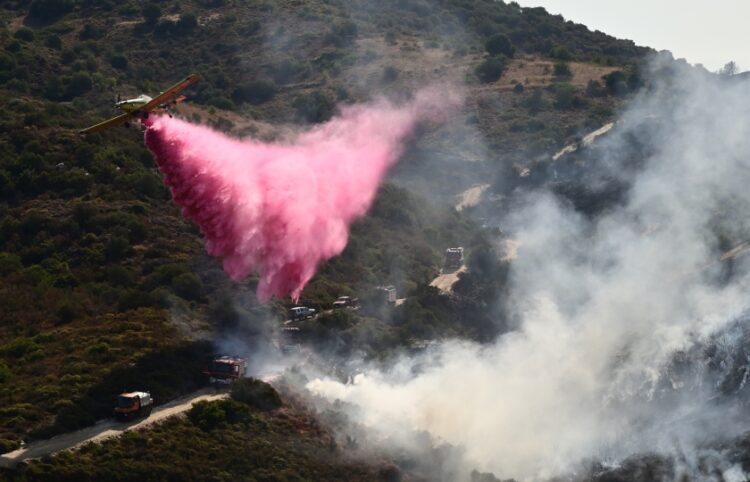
110,54,128,70
176,13,198,34
0,362,11,383
142,4,161,24
62,72,93,99
14,28,35,42
189,400,226,430
232,80,277,105
383,65,399,83
28,0,74,23
171,272,203,300
293,91,334,123
475,56,507,83
0,252,23,276
485,33,514,57
56,302,78,323
104,236,131,262
554,61,572,78
553,84,575,109
79,23,104,40
549,45,573,61
231,378,282,411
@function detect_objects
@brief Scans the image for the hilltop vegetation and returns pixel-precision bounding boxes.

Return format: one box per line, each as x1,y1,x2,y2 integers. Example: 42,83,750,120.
0,0,653,476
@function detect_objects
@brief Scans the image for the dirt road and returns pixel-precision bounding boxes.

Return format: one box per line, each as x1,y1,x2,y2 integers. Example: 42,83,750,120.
0,388,227,468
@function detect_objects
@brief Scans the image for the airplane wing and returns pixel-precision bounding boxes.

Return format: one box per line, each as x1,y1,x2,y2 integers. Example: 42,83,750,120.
79,112,133,135
138,73,200,113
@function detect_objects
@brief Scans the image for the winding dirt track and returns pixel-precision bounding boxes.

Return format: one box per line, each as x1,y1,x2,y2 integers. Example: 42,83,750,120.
0,388,227,468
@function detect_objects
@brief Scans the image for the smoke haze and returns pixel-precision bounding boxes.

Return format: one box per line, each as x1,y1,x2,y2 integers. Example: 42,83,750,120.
306,60,750,480
144,88,460,301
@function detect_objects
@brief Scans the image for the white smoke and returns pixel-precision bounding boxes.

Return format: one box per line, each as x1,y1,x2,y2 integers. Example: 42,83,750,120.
305,59,750,480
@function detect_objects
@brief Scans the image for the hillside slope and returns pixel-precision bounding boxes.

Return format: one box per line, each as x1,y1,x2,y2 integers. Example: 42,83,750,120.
0,0,652,476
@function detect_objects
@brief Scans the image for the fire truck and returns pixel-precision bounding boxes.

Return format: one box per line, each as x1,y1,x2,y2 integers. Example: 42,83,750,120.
114,391,153,421
203,356,247,385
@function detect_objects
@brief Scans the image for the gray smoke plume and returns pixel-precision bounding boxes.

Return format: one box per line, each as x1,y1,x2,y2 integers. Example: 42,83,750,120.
305,57,750,480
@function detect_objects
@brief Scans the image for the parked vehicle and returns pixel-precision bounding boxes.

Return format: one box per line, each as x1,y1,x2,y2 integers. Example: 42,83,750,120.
376,285,397,304
114,391,153,421
444,247,464,269
203,356,247,385
333,296,359,309
288,306,316,321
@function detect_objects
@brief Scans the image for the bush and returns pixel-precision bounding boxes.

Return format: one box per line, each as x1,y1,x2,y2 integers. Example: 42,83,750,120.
62,72,93,99
485,33,514,57
110,54,128,70
209,97,234,110
79,23,104,40
189,400,251,430
104,236,130,262
0,362,11,383
554,61,572,78
553,83,575,110
154,19,176,36
383,65,399,83
56,302,78,323
603,70,628,96
475,56,507,83
293,91,334,123
171,272,203,300
231,378,282,411
525,89,546,114
28,0,74,23
141,3,161,24
44,34,62,49
176,13,198,34
586,79,605,97
14,28,35,42
549,45,573,61
0,252,23,276
231,80,277,105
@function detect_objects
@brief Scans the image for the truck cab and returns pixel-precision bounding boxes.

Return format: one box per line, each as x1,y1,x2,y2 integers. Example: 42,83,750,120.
114,391,153,421
203,356,247,385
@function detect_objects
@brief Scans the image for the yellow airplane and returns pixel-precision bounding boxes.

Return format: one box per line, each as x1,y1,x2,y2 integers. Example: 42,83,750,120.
79,73,199,135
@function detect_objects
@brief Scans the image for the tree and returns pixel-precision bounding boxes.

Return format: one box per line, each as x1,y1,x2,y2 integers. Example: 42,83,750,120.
485,33,514,57
719,61,739,76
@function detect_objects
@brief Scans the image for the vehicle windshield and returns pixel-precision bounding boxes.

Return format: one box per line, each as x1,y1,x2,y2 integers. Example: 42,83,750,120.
210,362,236,373
117,395,136,408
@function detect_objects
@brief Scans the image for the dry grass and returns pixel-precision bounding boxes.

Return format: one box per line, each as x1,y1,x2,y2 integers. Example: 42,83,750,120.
496,55,619,91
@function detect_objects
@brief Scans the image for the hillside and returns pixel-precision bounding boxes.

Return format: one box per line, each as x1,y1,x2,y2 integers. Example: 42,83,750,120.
0,0,654,479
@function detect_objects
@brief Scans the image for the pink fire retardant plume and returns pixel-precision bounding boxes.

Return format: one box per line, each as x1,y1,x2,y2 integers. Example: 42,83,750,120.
143,87,460,301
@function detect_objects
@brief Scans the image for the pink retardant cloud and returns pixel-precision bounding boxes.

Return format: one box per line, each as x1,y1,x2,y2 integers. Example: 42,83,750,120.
143,87,460,301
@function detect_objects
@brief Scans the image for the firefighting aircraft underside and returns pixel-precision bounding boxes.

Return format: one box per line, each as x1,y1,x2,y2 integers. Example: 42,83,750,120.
79,73,199,135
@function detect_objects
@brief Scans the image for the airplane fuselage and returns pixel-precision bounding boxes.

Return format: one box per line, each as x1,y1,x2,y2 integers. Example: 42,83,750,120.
116,95,153,113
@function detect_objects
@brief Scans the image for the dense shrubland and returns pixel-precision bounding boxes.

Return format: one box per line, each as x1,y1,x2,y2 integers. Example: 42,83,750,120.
0,0,651,476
